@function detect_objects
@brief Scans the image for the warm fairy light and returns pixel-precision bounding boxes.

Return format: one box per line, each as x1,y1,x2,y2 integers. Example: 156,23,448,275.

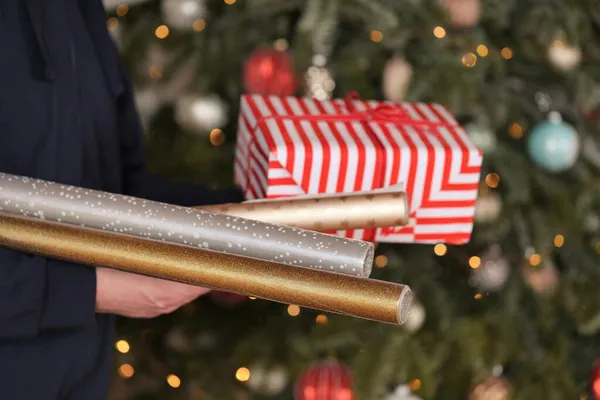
594,240,600,253
461,52,477,68
115,339,130,354
529,253,542,266
554,234,565,248
508,122,524,139
408,379,422,391
107,17,119,31
118,364,135,379
469,256,481,269
433,26,446,38
476,44,489,57
273,38,289,51
287,305,301,316
375,255,388,268
167,374,181,388
501,47,513,60
434,243,447,256
224,0,236,4
474,293,483,300
316,314,328,324
236,367,251,382
210,129,225,146
155,25,170,39
116,4,129,16
192,18,206,32
249,296,257,300
370,30,383,43
485,173,500,188
148,65,163,80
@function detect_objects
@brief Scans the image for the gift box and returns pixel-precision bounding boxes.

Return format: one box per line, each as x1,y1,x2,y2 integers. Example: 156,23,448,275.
234,93,483,244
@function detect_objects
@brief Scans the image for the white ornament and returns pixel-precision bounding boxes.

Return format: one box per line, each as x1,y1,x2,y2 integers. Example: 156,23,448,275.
548,40,582,71
474,192,502,224
465,122,496,153
383,385,424,400
305,57,335,101
470,246,510,292
162,0,208,30
405,301,426,332
247,364,289,395
174,94,228,134
382,57,413,102
134,87,163,130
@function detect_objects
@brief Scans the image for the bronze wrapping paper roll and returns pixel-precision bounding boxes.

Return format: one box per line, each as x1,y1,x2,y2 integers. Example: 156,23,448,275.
0,213,412,325
0,173,373,278
199,189,409,232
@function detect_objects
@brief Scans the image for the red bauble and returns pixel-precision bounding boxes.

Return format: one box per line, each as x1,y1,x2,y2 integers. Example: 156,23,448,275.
294,360,354,400
592,359,600,400
209,291,247,307
243,48,298,96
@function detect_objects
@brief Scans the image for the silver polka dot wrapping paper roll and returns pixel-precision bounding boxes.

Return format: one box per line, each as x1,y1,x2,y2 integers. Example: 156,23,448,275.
0,173,374,277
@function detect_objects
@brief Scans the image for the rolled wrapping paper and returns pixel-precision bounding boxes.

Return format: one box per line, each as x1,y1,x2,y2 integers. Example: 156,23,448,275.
198,187,410,232
0,213,413,325
0,173,373,277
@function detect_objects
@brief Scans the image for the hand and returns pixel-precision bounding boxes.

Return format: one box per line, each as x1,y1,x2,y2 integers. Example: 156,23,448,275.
95,267,210,318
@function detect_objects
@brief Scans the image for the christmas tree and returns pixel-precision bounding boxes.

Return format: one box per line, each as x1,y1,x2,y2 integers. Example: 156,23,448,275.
104,0,600,399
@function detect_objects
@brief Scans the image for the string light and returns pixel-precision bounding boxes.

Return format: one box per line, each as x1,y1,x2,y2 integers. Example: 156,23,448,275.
148,65,163,80
167,374,181,388
594,240,600,253
107,17,119,32
476,44,489,57
433,26,446,38
224,0,236,4
554,234,565,248
529,253,542,266
408,379,422,391
236,367,251,382
474,293,483,300
210,129,225,146
461,52,477,68
248,296,257,300
316,314,328,324
273,38,289,51
370,30,383,43
469,256,481,269
155,25,170,39
287,304,301,316
434,243,447,256
116,4,129,17
192,18,206,32
501,47,513,60
375,255,388,268
115,339,130,354
118,363,135,379
485,173,500,188
508,122,524,139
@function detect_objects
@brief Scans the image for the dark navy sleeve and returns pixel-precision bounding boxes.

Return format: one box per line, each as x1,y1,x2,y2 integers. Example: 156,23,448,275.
116,69,244,207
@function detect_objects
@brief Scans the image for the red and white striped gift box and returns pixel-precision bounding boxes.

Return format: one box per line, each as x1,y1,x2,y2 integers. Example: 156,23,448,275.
234,93,483,244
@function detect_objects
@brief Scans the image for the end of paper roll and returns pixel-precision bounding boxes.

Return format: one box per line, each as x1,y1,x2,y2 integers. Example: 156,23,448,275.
363,244,375,278
397,286,413,325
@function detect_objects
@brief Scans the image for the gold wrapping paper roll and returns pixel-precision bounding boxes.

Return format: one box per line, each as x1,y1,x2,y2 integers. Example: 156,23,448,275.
199,190,409,231
0,213,412,325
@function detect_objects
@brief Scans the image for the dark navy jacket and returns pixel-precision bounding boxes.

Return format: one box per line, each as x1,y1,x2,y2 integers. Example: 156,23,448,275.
0,1,242,398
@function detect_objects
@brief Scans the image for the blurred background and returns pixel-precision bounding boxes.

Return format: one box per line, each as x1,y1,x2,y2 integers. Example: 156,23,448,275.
103,0,600,399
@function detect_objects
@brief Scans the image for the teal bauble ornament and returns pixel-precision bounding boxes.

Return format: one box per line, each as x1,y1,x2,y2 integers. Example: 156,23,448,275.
527,112,579,172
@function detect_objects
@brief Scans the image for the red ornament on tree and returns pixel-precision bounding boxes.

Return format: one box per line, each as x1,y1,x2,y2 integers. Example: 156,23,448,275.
243,48,298,96
209,291,247,307
592,358,600,400
294,360,354,400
